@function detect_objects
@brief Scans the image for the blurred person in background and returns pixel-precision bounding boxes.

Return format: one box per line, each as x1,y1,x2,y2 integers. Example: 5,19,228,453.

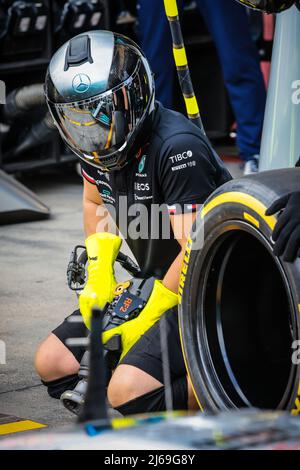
234,0,300,262
137,0,267,175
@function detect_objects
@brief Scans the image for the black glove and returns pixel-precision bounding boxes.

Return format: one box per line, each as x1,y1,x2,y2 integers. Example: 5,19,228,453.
266,191,300,262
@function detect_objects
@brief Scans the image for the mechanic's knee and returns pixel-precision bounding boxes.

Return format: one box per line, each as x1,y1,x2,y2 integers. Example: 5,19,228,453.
107,373,140,409
35,333,80,382
107,365,162,409
109,374,189,415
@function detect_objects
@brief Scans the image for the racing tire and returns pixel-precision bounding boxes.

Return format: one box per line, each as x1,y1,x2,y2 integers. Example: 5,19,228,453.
179,168,300,414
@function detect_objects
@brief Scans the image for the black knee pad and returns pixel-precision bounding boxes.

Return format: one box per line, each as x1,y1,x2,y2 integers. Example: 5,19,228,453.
115,376,188,416
41,374,80,399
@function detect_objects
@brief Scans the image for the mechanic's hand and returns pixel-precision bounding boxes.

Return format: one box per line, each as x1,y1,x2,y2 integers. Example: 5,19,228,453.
79,233,122,329
266,191,300,262
102,280,178,361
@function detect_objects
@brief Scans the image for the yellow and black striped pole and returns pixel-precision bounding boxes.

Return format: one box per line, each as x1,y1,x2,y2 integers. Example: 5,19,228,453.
163,0,205,134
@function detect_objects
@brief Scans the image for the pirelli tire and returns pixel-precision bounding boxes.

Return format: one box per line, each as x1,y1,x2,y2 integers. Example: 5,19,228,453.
179,168,300,414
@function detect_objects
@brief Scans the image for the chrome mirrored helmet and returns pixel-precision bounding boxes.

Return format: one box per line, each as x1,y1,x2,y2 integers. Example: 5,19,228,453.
45,30,155,171
235,0,295,13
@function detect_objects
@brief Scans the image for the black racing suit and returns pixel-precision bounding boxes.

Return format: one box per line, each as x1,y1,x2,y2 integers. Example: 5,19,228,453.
52,102,232,410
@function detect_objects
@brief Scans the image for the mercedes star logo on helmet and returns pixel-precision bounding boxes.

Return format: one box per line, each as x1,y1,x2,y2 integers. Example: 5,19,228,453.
72,74,91,94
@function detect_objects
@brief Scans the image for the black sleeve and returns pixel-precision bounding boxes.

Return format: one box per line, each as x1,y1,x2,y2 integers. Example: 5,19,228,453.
79,160,98,185
158,133,224,213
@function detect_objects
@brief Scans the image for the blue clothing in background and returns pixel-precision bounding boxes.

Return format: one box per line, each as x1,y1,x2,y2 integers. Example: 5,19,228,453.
137,0,266,161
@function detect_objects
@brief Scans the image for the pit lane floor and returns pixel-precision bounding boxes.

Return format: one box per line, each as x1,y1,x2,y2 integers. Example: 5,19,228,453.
0,157,242,438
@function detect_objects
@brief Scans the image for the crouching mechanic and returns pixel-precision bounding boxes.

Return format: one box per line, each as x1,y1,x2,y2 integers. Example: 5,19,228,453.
35,30,232,414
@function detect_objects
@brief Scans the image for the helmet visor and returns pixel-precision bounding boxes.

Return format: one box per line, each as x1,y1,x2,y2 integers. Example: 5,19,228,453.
47,59,151,170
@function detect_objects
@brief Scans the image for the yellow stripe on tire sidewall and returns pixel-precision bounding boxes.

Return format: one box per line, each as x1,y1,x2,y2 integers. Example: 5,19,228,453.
201,191,276,230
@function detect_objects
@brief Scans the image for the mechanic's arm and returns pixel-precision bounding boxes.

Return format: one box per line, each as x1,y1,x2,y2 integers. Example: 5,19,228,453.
83,177,103,236
83,178,117,237
265,160,300,262
163,212,197,293
81,178,121,328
